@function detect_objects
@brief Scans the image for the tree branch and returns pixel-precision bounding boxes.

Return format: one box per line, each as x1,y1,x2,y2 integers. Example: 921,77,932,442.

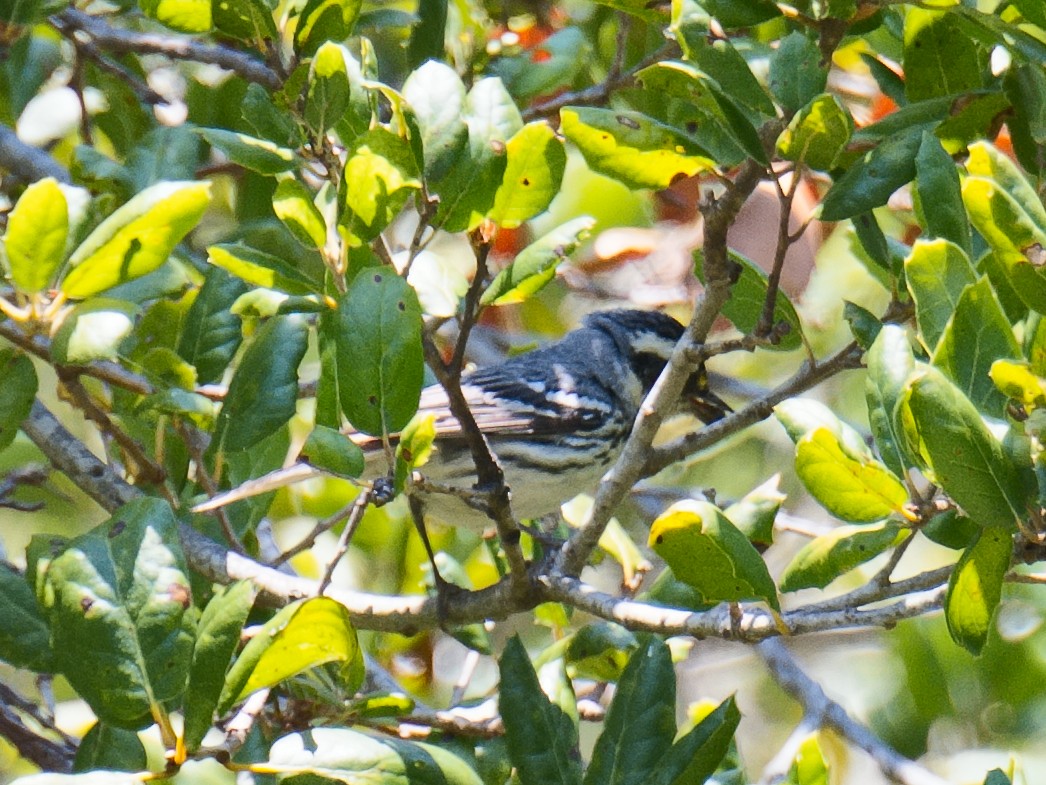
0,124,71,184
757,639,950,785
52,10,281,91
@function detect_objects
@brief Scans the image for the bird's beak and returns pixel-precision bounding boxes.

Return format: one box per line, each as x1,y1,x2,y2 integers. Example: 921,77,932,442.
690,389,732,424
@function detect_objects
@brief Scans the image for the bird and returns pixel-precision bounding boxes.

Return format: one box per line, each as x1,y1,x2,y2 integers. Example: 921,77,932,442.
193,309,731,531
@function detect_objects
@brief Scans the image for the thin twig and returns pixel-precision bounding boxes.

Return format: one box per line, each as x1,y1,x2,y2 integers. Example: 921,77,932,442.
0,124,72,184
316,487,372,595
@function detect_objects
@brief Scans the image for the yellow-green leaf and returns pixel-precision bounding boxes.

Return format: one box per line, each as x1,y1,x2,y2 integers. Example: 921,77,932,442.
3,177,68,294
780,522,907,592
945,528,1012,655
795,428,908,523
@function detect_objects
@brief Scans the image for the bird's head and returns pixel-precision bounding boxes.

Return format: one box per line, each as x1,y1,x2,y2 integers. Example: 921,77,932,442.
584,309,732,424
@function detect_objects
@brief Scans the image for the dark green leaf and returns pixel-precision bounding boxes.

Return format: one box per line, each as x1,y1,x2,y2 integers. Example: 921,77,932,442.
564,623,638,683
336,268,424,436
694,248,803,351
183,581,257,752
402,60,468,183
300,425,365,478
214,314,309,453
644,697,741,785
843,301,882,350
585,637,676,785
294,0,362,57
820,130,921,222
903,9,983,102
931,277,1021,417
914,131,971,257
40,498,195,729
901,366,1027,529
499,636,582,785
196,128,297,175
73,723,147,773
177,267,247,385
0,351,37,453
212,0,278,41
768,33,827,115
407,0,447,67
0,561,52,672
701,0,779,28
678,36,775,116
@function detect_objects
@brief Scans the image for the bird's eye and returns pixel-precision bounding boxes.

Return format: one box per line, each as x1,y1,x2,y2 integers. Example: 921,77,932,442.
655,535,663,544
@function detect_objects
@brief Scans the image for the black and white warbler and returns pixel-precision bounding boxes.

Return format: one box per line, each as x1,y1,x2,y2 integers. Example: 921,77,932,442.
194,309,730,529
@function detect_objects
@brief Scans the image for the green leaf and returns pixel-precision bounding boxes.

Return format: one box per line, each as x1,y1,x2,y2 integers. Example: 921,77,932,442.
336,268,424,436
843,300,882,350
305,42,351,134
0,561,53,672
60,181,212,299
499,636,582,785
914,131,971,257
795,428,908,523
901,366,1027,529
214,314,309,453
300,425,365,478
266,727,483,784
402,60,468,182
931,277,1021,417
560,107,716,191
850,212,893,273
649,499,780,611
294,0,362,57
481,216,595,306
73,722,147,773
489,122,567,228
820,130,921,221
183,581,257,752
768,33,827,115
206,243,321,295
678,36,775,116
3,177,68,294
990,360,1046,409
776,94,853,171
723,475,785,546
195,128,297,175
177,267,247,385
963,173,1046,264
219,597,359,710
51,299,138,364
273,178,327,250
945,528,1012,655
921,509,979,551
39,498,195,730
903,9,983,102
904,238,977,351
140,0,211,32
644,697,741,785
701,0,779,28
431,77,520,232
212,0,278,41
780,522,907,592
775,398,871,460
865,325,915,478
786,734,829,785
694,248,803,351
407,0,447,67
966,144,1046,234
242,83,301,147
633,61,766,166
563,622,638,682
585,637,676,785
0,350,37,453
340,128,422,244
